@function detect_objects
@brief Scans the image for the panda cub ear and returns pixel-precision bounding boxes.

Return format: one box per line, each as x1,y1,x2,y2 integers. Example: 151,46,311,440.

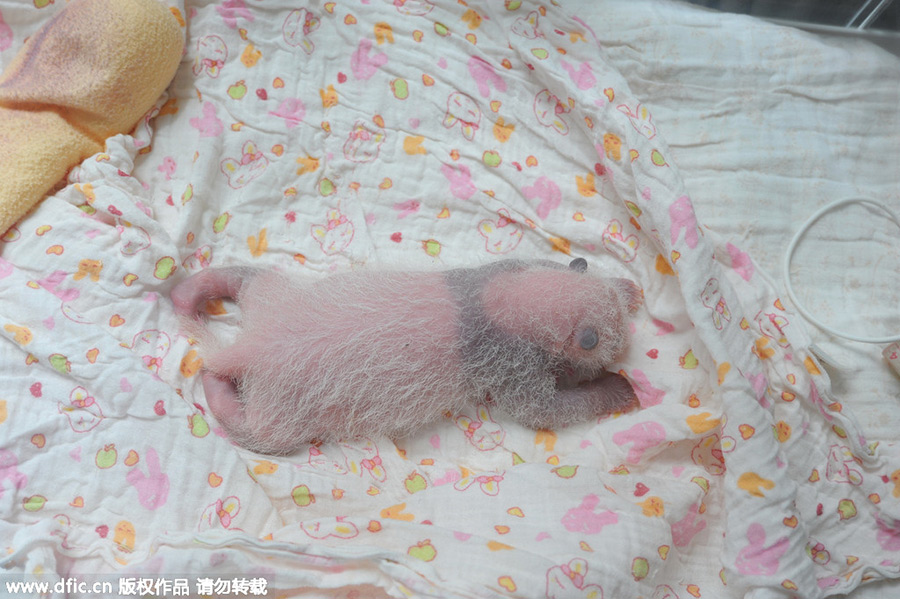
568,257,588,273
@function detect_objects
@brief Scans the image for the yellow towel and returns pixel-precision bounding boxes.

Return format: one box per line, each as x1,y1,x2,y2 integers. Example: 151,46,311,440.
0,0,183,234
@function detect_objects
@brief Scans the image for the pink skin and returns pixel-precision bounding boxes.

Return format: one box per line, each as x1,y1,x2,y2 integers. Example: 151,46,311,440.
171,267,253,443
174,267,462,453
171,260,640,454
201,372,242,438
170,266,247,319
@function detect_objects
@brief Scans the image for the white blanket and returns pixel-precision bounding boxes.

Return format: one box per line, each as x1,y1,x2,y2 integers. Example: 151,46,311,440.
1,1,899,598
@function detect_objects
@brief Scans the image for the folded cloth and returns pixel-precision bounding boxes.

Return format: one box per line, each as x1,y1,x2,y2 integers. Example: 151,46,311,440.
0,0,183,234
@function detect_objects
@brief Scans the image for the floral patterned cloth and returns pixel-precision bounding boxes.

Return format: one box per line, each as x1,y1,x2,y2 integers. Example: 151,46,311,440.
0,1,898,597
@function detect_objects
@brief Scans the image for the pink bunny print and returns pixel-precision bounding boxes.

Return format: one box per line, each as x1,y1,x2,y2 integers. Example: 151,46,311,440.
269,98,306,129
691,433,728,476
468,56,506,98
612,421,667,464
443,92,481,141
669,195,699,249
510,10,540,39
301,516,359,539
58,387,104,433
0,450,27,499
602,219,639,262
725,242,754,281
617,103,657,140
282,8,319,54
350,38,387,81
393,0,434,16
0,257,13,279
671,503,707,547
217,0,253,29
561,60,596,91
341,439,387,483
546,558,604,599
125,447,170,511
0,10,12,52
193,35,227,78
306,445,348,475
221,141,268,189
343,119,385,163
128,330,171,375
561,494,618,534
440,162,477,201
455,404,505,450
700,278,731,330
756,310,790,348
533,90,570,135
310,208,355,255
478,209,523,254
824,444,862,485
454,471,504,495
875,513,900,551
522,176,561,219
735,523,788,576
199,496,241,531
629,370,666,407
181,246,212,273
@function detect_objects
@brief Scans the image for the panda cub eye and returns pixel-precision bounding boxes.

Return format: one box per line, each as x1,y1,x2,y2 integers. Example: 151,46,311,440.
579,328,599,350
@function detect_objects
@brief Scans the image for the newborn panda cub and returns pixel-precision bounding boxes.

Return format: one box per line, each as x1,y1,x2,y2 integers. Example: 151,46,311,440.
170,259,641,455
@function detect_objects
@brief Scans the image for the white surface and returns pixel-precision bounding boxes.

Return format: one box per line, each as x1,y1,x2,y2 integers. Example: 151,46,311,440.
0,1,898,597
578,0,900,441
